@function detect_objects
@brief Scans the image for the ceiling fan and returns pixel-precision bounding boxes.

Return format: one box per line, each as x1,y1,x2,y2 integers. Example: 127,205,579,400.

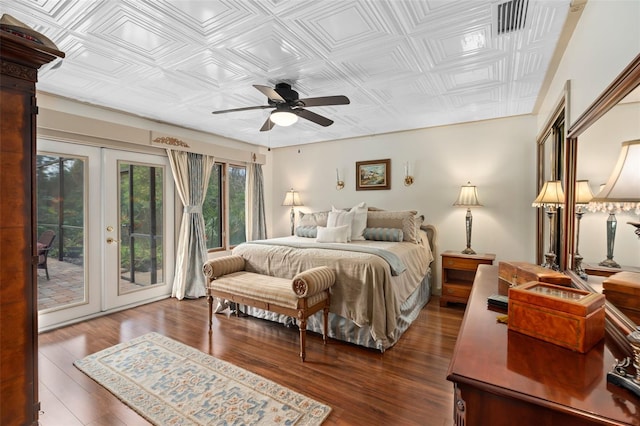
211,83,350,131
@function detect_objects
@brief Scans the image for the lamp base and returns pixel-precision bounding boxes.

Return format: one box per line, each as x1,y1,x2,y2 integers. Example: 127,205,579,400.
598,258,621,268
541,253,559,271
573,254,588,280
461,247,476,255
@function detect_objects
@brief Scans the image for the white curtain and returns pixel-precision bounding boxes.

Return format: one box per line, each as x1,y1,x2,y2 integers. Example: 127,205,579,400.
167,149,215,299
246,163,267,241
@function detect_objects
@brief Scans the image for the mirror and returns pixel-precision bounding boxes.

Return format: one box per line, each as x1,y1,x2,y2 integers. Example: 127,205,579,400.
565,53,640,356
575,90,640,273
535,84,568,270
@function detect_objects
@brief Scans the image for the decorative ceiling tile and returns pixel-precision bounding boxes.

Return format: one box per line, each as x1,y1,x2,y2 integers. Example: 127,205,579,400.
1,0,573,148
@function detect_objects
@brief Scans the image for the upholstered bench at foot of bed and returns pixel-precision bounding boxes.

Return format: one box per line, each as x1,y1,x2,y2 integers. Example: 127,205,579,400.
202,255,335,361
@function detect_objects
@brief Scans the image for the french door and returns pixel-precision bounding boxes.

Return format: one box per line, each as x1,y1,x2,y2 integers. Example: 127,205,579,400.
37,141,174,330
102,149,174,310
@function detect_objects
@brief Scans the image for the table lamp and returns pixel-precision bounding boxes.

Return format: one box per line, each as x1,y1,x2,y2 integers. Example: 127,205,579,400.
282,188,303,235
532,180,564,270
453,182,482,255
573,180,594,278
589,140,640,268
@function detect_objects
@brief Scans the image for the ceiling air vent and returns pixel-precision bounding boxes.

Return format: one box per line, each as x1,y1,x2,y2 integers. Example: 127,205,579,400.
494,0,529,35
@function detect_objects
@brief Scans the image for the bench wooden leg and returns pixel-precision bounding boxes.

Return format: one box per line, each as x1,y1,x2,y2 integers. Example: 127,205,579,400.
298,316,307,362
207,295,213,332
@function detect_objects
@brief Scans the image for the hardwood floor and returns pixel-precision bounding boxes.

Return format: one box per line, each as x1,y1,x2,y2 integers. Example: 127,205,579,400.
37,296,465,426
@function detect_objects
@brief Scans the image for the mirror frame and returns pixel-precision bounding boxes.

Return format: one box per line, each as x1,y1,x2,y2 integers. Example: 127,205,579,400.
564,52,640,356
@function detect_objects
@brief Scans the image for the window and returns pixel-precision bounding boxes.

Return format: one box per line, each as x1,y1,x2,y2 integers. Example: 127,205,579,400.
204,163,246,250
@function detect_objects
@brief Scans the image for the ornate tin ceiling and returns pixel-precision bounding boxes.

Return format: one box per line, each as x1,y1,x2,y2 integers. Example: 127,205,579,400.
3,0,572,148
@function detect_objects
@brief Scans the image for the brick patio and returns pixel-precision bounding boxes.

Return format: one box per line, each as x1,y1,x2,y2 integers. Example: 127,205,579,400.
37,258,156,311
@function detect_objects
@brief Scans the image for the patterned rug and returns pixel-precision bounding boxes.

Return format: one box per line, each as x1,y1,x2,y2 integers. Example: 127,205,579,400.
74,332,331,425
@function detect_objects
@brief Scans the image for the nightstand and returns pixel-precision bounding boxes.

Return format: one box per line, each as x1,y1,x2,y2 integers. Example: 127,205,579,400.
440,250,495,307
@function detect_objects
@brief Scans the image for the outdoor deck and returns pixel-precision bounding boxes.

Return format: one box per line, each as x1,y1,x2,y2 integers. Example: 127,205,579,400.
37,259,147,311
37,258,84,311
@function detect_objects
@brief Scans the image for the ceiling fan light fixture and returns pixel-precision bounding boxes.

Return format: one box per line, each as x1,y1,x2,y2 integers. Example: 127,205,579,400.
270,110,298,127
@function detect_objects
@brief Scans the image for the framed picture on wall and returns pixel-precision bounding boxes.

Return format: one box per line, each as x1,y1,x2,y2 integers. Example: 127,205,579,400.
356,159,390,190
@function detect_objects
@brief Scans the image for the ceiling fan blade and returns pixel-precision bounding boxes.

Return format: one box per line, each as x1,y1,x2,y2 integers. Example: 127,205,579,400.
212,105,272,114
259,116,275,132
253,85,286,103
296,108,334,127
298,95,350,107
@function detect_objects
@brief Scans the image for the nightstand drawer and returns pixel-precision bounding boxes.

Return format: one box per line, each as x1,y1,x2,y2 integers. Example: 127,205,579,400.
443,283,472,300
442,256,491,271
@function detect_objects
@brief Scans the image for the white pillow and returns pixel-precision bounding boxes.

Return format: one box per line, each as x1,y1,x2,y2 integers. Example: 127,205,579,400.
316,225,350,243
349,202,367,241
327,210,355,241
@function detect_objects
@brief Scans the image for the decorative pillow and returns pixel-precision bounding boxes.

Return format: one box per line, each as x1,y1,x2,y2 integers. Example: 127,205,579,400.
363,227,404,242
327,210,355,241
298,211,329,227
366,210,419,243
316,225,350,243
295,225,317,238
350,202,368,241
332,202,367,241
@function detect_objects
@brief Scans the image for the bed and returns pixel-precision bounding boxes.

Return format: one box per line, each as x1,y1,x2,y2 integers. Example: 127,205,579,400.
229,207,437,352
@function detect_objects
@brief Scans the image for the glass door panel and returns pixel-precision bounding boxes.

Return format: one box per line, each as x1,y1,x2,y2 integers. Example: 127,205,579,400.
118,163,164,292
103,149,174,310
37,140,101,331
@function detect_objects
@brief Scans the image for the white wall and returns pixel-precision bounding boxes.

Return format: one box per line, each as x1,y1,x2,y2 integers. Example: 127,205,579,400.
537,0,640,129
269,115,537,291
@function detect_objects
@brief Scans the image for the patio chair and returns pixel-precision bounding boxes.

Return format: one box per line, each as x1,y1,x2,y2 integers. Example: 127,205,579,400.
37,230,56,280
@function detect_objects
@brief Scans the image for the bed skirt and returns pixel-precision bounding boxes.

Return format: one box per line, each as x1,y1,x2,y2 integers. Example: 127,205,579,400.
237,269,432,352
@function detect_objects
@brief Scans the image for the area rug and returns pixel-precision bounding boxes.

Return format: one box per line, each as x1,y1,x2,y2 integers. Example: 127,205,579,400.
73,332,331,425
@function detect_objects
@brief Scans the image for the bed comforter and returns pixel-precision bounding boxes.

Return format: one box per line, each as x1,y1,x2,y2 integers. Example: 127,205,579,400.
232,235,433,347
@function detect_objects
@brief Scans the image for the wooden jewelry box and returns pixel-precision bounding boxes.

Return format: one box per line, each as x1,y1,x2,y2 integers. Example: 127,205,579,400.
498,261,572,295
508,281,605,353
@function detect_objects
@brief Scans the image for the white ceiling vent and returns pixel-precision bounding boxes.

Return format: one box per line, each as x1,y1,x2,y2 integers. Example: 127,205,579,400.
493,0,529,35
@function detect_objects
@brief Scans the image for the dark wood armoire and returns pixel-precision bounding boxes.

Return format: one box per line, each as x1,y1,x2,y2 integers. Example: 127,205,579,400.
0,23,64,425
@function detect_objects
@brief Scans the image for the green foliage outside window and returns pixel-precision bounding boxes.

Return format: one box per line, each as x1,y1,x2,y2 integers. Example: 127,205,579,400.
204,164,222,249
36,155,85,262
228,165,246,246
203,163,245,250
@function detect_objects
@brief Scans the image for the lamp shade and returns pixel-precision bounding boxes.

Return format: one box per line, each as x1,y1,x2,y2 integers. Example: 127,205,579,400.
589,140,640,213
575,180,594,205
453,182,482,207
282,188,303,207
532,180,564,207
270,110,298,126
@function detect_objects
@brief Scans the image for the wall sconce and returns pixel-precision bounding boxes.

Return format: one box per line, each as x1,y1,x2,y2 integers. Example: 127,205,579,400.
404,162,414,186
532,180,565,271
335,168,344,190
588,140,640,268
453,181,482,254
573,180,594,279
282,188,303,235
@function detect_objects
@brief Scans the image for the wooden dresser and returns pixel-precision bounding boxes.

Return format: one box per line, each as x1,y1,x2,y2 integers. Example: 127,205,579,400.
446,265,639,425
0,27,63,424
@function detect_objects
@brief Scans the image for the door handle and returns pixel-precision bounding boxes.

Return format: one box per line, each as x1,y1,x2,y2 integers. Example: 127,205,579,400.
106,237,120,244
